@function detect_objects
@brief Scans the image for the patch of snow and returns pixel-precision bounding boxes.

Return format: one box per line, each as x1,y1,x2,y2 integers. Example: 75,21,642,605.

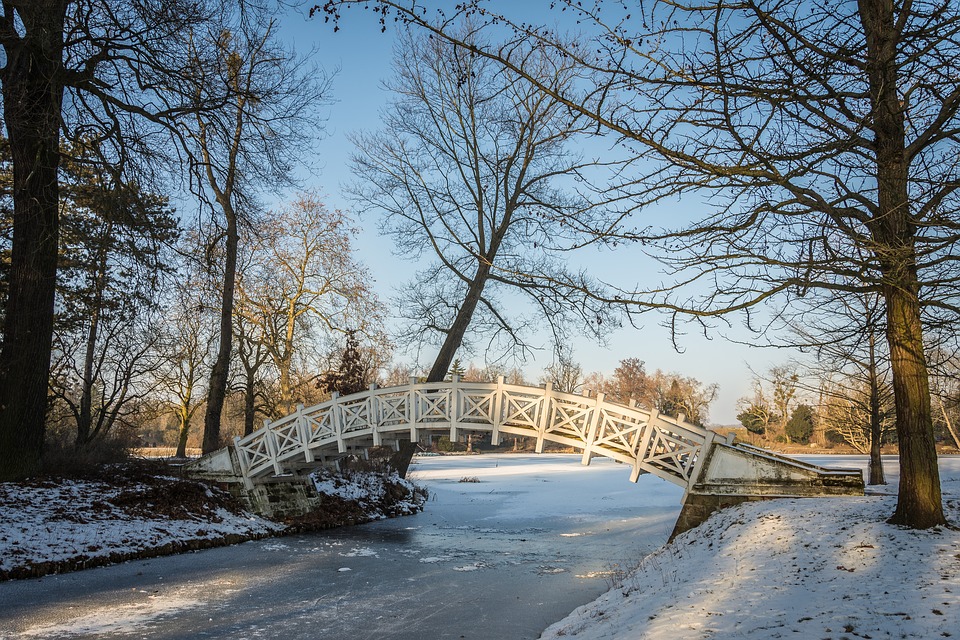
310,467,426,519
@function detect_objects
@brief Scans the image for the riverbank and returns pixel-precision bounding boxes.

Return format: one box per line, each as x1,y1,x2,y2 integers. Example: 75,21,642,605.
0,461,425,581
543,455,960,640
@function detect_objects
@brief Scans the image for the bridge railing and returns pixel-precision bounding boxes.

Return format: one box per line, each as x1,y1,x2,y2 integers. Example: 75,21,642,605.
233,377,717,487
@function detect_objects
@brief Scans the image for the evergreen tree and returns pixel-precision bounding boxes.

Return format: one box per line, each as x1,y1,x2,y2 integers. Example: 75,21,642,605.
317,330,368,397
49,142,179,447
787,404,816,445
446,358,466,381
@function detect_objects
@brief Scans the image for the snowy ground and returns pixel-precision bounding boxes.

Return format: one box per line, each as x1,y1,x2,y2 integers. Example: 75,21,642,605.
542,455,960,640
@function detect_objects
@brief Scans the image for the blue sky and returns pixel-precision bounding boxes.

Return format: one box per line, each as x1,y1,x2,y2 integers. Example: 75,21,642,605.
274,4,788,425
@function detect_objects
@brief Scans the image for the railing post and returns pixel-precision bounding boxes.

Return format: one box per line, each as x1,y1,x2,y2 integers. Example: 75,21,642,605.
535,382,553,453
264,426,283,476
630,409,660,480
686,429,715,487
581,392,605,466
296,403,314,464
369,383,382,447
331,391,346,454
447,375,460,443
233,436,254,489
408,378,419,445
490,375,504,446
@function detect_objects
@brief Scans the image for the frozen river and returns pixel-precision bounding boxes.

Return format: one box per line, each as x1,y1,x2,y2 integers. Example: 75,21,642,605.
0,454,686,639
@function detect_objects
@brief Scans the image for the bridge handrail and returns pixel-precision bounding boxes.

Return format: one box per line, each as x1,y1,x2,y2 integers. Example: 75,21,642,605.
233,377,715,485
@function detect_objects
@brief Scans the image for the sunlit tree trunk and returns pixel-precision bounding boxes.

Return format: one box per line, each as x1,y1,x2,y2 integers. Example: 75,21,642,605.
860,0,943,526
426,260,492,383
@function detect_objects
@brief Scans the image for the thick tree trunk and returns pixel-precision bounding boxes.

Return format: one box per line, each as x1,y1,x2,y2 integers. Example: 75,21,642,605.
883,282,943,525
426,261,492,383
0,2,69,480
202,209,238,454
859,0,944,527
175,402,190,459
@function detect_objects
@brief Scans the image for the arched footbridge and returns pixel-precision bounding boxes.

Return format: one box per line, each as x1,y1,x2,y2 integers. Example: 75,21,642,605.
186,377,864,534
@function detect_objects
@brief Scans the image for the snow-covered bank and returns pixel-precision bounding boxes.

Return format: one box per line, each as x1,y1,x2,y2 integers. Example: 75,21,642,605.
542,456,960,640
0,464,425,581
0,472,283,581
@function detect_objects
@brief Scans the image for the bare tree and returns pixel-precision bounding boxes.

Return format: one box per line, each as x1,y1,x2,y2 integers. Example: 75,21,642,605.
232,292,271,437
539,346,584,394
737,384,779,441
349,26,616,383
818,378,895,456
322,0,960,527
181,13,332,453
786,292,892,484
737,365,800,442
929,351,960,451
154,234,218,457
235,194,384,414
49,309,165,448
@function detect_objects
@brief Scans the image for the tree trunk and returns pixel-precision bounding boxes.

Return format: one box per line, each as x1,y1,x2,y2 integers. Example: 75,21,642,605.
243,372,256,436
202,207,238,454
426,261,492,383
77,227,111,447
278,355,293,414
867,332,885,485
859,0,944,527
0,1,69,480
76,310,99,447
883,283,943,525
175,401,191,458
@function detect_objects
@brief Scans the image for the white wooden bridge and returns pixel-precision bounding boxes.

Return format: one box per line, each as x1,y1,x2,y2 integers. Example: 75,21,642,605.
186,377,864,530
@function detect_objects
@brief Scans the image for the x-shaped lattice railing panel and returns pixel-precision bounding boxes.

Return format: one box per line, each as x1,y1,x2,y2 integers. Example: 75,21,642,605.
459,391,496,423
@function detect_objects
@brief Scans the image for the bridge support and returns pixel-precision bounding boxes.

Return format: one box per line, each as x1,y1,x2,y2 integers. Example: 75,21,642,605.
670,443,864,539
